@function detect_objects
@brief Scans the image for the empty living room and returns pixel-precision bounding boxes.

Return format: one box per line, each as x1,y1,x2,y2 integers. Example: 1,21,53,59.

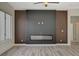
0,0,79,58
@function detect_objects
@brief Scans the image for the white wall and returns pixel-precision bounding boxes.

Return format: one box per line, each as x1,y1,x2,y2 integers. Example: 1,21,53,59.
74,23,79,42
0,2,14,55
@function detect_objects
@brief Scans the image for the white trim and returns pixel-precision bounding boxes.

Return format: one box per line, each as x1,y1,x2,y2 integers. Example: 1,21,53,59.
14,44,70,46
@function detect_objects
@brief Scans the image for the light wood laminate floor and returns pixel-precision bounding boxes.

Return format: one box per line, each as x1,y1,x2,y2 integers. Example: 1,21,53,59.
1,45,79,56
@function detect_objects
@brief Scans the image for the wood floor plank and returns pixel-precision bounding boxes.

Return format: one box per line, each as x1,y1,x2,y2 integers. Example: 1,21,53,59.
1,45,79,56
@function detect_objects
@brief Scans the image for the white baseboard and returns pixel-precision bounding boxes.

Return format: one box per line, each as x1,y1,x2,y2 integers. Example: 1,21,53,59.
14,44,70,46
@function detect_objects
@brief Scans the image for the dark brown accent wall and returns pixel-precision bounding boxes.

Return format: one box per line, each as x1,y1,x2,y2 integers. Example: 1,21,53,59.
56,11,67,43
15,10,67,44
15,10,27,43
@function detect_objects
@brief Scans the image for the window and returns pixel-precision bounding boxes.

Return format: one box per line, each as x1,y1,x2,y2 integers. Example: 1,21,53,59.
0,11,11,40
6,14,11,40
0,11,5,40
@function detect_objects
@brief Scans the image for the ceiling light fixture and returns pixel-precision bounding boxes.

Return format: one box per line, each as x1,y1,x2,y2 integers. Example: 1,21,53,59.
34,0,59,7
44,0,48,7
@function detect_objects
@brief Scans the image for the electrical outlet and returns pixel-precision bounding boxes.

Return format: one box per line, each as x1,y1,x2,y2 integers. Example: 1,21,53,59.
21,40,23,42
60,40,62,42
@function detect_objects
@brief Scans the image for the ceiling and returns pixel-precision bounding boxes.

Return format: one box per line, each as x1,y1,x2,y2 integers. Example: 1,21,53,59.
8,2,79,10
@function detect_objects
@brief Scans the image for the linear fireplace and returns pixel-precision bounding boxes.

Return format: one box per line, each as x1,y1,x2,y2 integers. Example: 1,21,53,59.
31,35,52,40
26,34,56,44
